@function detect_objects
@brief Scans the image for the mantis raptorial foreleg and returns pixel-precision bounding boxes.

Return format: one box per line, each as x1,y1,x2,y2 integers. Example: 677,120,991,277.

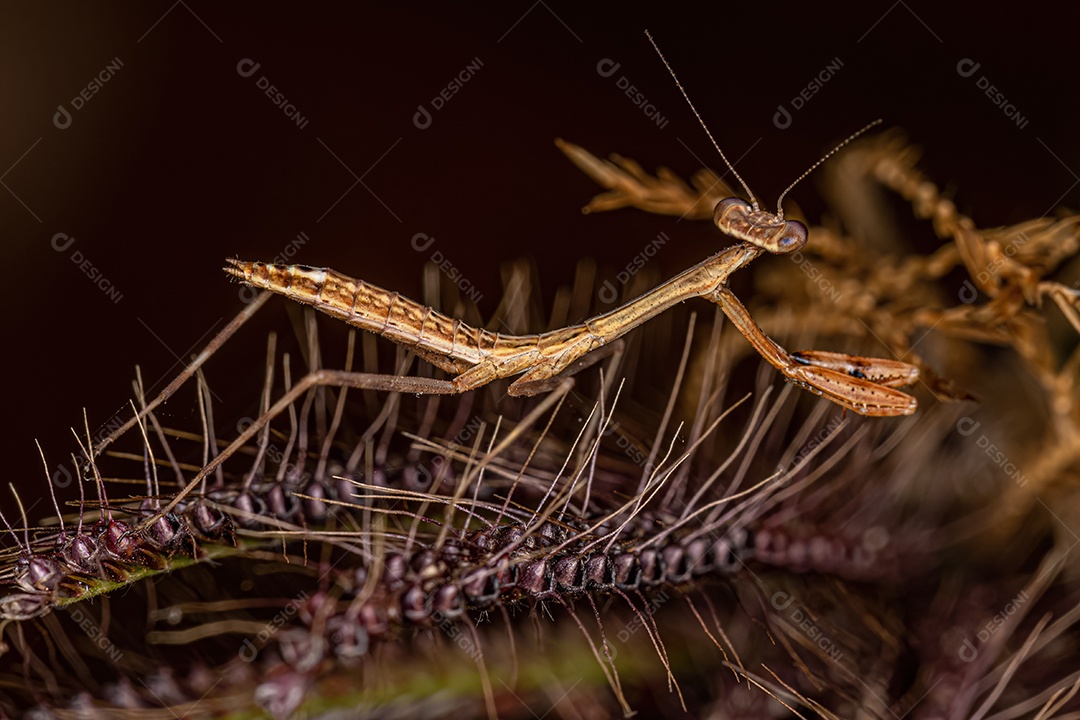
711,286,918,416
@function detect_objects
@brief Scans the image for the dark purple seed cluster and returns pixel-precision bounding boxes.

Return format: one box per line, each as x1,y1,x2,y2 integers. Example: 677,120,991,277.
0,455,456,621
298,521,758,648
752,525,902,582
507,527,754,604
0,464,433,709
0,504,222,620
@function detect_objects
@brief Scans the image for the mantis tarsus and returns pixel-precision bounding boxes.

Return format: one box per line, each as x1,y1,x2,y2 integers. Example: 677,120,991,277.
225,33,919,417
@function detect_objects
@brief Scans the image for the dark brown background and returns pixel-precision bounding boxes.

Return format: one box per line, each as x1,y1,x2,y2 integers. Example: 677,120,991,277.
2,2,1076,508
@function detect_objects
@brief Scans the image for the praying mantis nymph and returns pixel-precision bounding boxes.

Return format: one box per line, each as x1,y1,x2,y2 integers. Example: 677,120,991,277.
225,33,919,416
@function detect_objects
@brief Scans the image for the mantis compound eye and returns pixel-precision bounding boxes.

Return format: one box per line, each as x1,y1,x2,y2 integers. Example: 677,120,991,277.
713,197,752,230
773,220,808,254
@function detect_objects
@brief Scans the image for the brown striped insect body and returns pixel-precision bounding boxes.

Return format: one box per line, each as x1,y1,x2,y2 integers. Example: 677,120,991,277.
224,35,919,416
